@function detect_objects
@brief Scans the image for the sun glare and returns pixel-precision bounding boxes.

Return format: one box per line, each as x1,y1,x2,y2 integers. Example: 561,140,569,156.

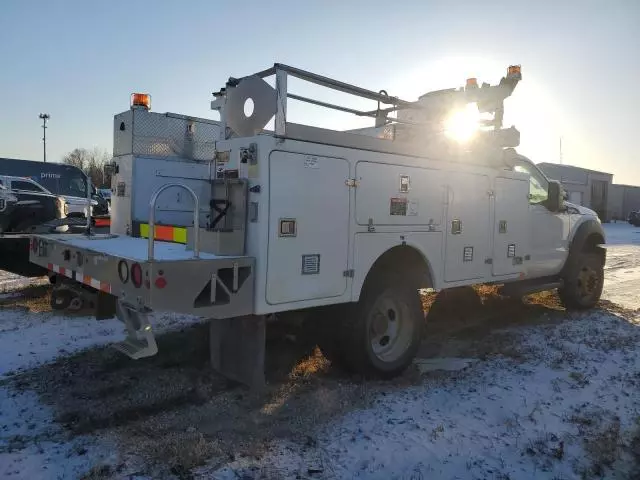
444,103,480,142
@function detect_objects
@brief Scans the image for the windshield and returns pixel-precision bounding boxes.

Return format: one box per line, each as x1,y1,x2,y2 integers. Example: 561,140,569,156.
37,172,89,198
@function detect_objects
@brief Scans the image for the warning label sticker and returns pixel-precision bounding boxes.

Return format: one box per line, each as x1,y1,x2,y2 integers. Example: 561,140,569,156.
390,197,408,216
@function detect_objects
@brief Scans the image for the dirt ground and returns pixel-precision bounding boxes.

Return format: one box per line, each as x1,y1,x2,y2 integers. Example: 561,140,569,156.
4,282,619,479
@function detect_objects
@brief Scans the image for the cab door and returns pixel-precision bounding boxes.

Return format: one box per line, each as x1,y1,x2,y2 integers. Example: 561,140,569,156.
513,161,572,277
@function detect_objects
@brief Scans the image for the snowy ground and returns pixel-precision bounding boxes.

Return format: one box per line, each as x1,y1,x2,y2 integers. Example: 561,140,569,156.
1,223,639,479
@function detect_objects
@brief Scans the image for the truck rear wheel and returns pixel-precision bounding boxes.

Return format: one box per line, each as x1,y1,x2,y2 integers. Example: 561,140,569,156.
342,274,423,378
558,253,604,310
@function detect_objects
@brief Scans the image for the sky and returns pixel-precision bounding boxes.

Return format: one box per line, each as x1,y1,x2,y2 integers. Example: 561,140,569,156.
1,1,639,183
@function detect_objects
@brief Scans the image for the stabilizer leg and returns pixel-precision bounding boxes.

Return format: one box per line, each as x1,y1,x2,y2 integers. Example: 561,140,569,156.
209,315,265,390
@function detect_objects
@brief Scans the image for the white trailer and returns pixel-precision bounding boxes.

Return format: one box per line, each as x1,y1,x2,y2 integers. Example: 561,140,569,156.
29,64,606,387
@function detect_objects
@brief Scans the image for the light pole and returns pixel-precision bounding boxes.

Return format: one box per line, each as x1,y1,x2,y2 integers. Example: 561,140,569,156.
39,113,50,162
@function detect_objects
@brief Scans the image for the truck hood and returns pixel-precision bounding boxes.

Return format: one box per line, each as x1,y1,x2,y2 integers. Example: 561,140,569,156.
565,201,598,218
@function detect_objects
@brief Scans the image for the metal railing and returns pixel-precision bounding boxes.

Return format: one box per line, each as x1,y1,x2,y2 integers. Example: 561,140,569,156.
147,183,200,261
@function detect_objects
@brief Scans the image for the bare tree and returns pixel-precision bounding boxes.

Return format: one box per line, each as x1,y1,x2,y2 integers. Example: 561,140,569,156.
62,147,112,187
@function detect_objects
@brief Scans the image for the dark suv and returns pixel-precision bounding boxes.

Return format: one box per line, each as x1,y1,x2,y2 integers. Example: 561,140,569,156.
628,211,640,227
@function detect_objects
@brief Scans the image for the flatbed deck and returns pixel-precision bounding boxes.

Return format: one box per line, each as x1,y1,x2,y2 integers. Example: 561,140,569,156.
39,234,238,262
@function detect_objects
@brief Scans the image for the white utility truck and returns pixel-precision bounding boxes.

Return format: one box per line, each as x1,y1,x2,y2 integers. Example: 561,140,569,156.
29,64,606,387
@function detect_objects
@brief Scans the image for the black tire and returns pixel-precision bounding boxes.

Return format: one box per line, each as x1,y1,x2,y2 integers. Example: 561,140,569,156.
558,253,604,310
340,273,424,378
51,288,73,311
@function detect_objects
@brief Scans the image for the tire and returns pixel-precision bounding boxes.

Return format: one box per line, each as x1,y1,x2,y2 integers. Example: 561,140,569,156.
51,288,73,311
558,253,604,310
341,273,424,378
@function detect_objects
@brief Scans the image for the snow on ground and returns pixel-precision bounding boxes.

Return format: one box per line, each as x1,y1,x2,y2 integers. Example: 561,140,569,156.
202,310,640,479
603,223,640,310
0,275,202,479
0,272,47,295
1,222,639,479
202,223,640,479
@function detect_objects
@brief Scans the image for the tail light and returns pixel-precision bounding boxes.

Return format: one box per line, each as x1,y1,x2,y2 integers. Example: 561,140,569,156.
118,260,129,284
131,263,143,288
154,270,167,289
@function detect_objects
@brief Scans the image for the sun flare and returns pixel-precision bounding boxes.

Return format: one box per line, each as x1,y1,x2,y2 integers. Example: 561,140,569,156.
444,103,480,142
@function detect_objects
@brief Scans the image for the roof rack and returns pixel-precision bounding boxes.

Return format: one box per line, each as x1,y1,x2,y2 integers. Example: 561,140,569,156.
211,63,522,152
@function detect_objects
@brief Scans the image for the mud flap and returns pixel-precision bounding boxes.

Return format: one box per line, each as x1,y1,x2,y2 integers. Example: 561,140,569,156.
96,291,117,320
209,316,266,391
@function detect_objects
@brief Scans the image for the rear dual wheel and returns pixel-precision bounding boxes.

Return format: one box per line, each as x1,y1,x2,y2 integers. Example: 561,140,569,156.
315,273,424,378
50,287,84,312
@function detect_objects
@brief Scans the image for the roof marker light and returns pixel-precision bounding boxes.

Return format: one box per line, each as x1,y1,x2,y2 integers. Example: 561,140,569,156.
131,93,151,111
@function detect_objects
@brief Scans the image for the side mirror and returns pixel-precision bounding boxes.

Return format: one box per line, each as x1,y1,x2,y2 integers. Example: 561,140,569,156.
547,180,564,212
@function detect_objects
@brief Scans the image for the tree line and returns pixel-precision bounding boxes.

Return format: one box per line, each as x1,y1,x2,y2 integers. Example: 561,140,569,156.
62,148,112,188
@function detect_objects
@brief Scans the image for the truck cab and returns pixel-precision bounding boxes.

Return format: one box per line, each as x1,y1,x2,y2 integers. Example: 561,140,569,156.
504,153,602,279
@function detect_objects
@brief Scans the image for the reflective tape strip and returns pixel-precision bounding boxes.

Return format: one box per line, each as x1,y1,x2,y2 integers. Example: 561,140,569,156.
94,218,110,227
139,223,188,244
48,263,111,293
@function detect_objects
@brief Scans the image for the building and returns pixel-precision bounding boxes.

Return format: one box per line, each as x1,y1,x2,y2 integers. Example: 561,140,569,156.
537,163,613,221
608,184,640,221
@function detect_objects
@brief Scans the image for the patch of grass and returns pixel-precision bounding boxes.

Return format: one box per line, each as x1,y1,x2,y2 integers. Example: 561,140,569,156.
157,431,219,473
0,284,51,313
629,418,640,478
79,464,112,480
549,346,582,370
582,419,622,477
567,408,626,478
524,432,565,470
430,424,444,441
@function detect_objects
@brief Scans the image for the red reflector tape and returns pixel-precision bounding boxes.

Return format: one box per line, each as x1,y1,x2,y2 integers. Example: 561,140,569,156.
47,263,111,294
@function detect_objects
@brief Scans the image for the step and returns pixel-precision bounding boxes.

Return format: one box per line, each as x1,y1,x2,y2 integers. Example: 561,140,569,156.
113,332,158,359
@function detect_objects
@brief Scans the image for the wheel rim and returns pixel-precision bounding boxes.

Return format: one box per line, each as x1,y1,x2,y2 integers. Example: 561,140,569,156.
68,297,83,311
368,294,414,363
577,266,600,299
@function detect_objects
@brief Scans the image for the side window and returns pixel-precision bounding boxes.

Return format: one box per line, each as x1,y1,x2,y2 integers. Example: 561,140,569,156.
514,164,549,205
11,180,44,192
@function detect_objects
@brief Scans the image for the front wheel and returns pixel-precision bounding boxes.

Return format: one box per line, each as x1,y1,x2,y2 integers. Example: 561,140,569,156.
558,253,604,310
342,275,424,378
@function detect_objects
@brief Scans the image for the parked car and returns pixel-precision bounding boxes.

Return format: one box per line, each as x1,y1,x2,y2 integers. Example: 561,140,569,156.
628,211,640,226
0,175,99,218
0,183,68,276
98,188,111,201
0,157,109,217
94,186,111,215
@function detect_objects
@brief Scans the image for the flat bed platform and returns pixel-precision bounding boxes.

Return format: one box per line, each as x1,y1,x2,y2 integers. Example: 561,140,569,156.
41,234,238,262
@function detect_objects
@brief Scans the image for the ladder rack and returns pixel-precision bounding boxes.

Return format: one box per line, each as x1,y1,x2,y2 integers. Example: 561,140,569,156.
211,63,522,144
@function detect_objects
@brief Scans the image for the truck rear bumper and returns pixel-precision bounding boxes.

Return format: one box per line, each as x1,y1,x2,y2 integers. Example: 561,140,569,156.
29,234,254,319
